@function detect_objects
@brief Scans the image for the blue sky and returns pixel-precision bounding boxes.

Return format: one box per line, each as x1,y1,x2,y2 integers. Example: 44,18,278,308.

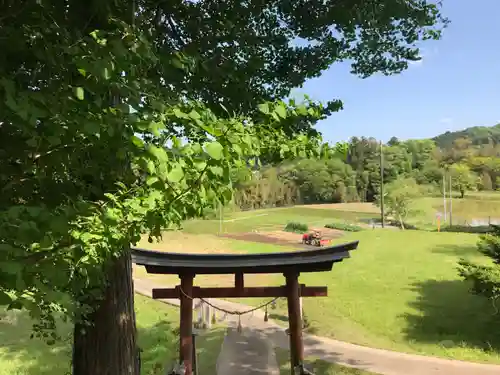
294,1,500,143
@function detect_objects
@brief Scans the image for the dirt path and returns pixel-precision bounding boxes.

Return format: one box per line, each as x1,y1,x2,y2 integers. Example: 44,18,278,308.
216,327,280,375
134,278,500,375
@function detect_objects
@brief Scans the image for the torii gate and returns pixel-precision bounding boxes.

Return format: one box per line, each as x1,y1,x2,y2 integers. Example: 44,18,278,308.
132,241,358,375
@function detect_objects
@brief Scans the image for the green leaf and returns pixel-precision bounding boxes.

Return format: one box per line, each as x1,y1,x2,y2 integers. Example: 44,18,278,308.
103,67,110,80
131,135,145,148
0,261,22,275
26,138,38,147
257,103,269,114
149,121,164,137
7,300,22,310
147,145,169,163
275,104,287,119
209,166,223,176
171,57,184,69
83,122,100,135
146,176,159,186
188,110,201,120
0,291,12,305
232,144,242,156
194,161,207,171
173,108,188,119
205,141,224,160
297,105,308,116
222,189,233,203
47,136,61,146
74,87,84,100
78,68,87,77
166,165,184,183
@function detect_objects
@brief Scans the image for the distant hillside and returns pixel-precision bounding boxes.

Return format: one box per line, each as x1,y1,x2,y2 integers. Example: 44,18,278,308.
433,123,500,149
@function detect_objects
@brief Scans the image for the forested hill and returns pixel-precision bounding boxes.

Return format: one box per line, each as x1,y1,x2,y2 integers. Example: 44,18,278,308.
433,123,500,149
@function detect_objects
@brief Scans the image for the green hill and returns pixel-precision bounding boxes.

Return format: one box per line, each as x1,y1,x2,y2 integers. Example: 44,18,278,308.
432,123,500,149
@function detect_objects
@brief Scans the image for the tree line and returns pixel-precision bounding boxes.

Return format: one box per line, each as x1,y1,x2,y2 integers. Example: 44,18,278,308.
232,132,500,210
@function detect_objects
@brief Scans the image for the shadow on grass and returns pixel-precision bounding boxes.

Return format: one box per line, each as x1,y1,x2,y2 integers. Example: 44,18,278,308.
0,309,225,375
269,313,288,323
274,346,376,375
431,243,479,257
402,280,500,354
0,310,72,375
267,313,320,335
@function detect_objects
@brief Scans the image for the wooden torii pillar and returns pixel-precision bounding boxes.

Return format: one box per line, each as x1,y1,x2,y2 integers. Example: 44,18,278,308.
132,241,359,375
285,271,304,370
179,273,194,374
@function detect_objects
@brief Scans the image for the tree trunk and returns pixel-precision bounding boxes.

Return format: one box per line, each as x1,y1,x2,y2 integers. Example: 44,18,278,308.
399,215,405,230
73,251,139,375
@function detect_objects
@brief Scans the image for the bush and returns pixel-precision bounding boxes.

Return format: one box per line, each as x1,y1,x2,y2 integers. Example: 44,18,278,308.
324,222,363,232
440,225,494,234
284,222,309,233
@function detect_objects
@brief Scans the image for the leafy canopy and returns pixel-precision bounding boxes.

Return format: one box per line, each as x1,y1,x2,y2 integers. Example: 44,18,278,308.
0,0,448,337
0,19,321,338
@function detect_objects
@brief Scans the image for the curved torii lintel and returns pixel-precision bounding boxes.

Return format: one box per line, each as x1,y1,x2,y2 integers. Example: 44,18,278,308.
131,240,359,275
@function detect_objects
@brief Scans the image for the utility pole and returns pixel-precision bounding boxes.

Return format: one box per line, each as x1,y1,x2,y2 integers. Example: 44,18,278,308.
380,141,385,228
449,175,453,226
443,174,447,222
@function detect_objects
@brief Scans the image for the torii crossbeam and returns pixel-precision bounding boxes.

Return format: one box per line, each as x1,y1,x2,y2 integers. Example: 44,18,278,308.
132,241,359,375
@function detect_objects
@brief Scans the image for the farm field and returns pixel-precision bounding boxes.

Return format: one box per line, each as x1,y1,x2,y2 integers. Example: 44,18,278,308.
0,295,225,375
133,196,500,364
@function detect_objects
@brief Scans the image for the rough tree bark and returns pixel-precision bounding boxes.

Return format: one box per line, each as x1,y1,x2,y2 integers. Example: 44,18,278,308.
72,251,139,375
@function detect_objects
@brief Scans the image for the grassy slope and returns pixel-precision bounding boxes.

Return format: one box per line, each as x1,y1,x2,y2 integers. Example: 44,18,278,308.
132,199,500,363
269,230,500,363
275,347,379,375
0,295,225,375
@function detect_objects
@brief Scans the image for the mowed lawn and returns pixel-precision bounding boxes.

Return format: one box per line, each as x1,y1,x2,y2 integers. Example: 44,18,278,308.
267,230,500,363
181,206,378,234
132,202,500,364
0,295,225,375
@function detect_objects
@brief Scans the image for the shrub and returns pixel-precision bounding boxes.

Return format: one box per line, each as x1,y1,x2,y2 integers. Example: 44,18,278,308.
284,222,308,233
440,225,494,234
325,222,363,232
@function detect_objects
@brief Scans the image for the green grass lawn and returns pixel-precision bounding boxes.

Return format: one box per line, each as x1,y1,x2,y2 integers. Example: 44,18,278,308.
274,347,379,375
181,206,378,235
0,295,225,375
132,203,500,364
259,230,500,364
182,194,500,234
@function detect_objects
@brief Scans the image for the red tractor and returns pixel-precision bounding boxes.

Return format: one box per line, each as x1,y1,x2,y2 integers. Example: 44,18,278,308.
302,230,329,247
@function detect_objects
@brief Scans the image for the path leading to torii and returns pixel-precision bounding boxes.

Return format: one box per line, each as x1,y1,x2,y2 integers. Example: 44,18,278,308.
134,278,500,375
